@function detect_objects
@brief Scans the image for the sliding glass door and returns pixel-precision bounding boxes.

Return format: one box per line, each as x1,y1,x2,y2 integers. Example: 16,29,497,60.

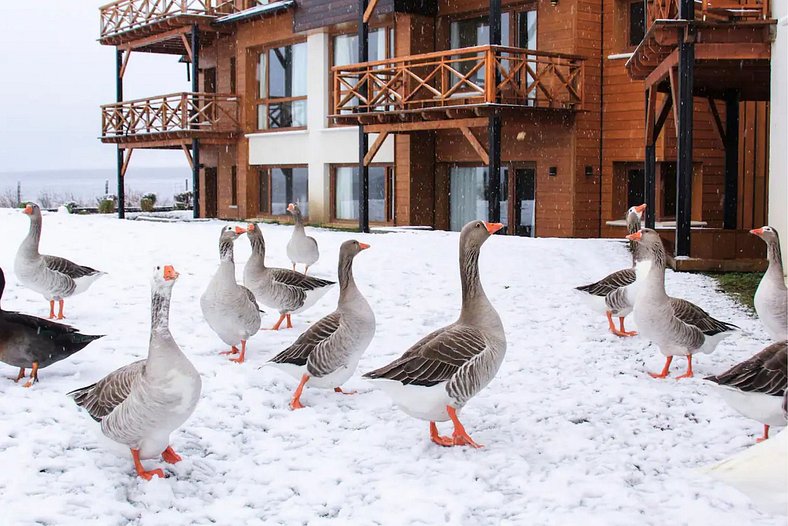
449,166,507,232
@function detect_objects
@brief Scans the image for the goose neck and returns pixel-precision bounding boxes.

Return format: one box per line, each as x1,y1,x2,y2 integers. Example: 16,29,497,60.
338,253,359,302
458,245,492,323
766,238,784,278
21,213,42,255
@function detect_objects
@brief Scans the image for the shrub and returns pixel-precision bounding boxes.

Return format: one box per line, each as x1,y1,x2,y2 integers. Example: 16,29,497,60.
173,191,193,210
97,194,117,214
140,193,157,212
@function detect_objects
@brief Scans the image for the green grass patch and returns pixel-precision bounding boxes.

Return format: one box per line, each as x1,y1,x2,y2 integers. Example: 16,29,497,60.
704,271,763,312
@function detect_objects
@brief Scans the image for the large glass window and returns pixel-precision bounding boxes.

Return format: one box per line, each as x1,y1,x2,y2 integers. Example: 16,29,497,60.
629,1,646,47
449,166,507,232
333,29,393,112
257,167,308,216
256,42,307,130
333,166,393,223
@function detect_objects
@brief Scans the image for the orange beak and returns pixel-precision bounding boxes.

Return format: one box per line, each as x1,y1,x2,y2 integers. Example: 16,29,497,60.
23,204,33,215
163,265,179,281
287,203,295,212
750,228,764,236
635,204,647,214
626,231,642,241
234,226,246,235
484,222,504,235
359,242,371,250
247,223,255,232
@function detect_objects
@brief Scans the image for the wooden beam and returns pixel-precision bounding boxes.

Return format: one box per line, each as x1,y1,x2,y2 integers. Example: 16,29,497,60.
645,87,657,144
460,126,489,165
119,50,131,80
668,66,679,137
644,49,679,90
694,43,770,61
364,117,488,133
363,131,389,166
654,93,673,139
180,33,193,63
118,27,193,53
707,97,725,144
362,0,380,23
120,148,134,178
181,144,194,171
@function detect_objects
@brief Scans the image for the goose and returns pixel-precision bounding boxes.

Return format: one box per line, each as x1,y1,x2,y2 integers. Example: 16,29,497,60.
750,226,787,342
363,220,506,448
286,203,319,275
15,203,105,319
68,265,201,480
706,340,787,442
243,223,335,330
264,240,375,409
200,226,262,364
0,267,102,387
627,228,738,379
626,203,647,235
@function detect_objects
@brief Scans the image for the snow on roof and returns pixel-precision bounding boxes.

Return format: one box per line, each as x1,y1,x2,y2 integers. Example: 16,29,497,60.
213,1,295,25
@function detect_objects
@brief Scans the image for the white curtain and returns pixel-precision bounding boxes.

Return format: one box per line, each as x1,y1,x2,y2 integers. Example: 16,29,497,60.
450,167,488,231
336,167,357,220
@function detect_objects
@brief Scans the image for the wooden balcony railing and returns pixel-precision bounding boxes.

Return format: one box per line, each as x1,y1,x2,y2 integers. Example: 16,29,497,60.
332,45,584,116
100,92,240,138
99,0,239,38
648,0,769,26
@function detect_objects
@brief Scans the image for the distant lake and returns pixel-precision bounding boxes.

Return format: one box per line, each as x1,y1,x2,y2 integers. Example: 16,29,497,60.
0,167,192,207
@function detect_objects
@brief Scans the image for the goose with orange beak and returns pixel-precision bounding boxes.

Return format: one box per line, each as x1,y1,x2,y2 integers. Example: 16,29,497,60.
286,203,320,275
200,226,262,363
69,265,202,481
364,220,506,447
627,228,738,379
749,226,787,341
264,240,375,409
626,203,647,235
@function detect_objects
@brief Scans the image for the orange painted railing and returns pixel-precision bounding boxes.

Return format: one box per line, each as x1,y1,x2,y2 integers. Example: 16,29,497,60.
648,0,769,26
332,45,584,115
99,0,240,38
101,92,240,137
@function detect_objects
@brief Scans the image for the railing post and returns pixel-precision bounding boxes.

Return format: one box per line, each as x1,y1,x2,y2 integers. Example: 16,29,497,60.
488,0,502,226
675,0,694,257
116,48,125,219
358,0,370,233
191,23,201,218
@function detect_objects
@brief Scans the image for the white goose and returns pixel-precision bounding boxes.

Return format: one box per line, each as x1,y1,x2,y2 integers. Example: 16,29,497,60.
628,228,738,379
364,220,506,448
243,223,334,330
706,340,787,442
264,240,376,409
750,226,787,342
68,265,201,480
15,203,105,319
286,203,319,274
200,226,262,363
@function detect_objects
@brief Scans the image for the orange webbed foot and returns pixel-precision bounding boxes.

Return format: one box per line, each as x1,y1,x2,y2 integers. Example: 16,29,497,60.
430,422,454,447
161,446,182,464
138,468,165,481
289,398,305,410
452,430,483,448
219,346,239,356
649,371,670,379
756,436,768,443
674,372,694,380
334,387,357,395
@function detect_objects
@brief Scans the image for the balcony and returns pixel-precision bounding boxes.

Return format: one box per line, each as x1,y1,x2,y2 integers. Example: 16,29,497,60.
100,92,240,147
331,45,584,126
627,0,773,99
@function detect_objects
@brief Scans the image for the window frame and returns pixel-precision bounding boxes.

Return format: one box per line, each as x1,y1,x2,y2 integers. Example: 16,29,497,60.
254,164,310,219
329,163,395,225
253,38,309,132
444,7,537,49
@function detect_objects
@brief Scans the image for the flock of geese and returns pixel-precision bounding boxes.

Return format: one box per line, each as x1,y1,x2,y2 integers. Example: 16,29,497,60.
0,202,785,495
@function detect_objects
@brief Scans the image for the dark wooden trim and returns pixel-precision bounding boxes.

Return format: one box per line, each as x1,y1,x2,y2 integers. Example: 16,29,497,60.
364,117,488,133
723,90,739,230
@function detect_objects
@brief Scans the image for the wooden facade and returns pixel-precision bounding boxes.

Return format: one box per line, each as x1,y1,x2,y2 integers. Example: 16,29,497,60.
97,0,774,267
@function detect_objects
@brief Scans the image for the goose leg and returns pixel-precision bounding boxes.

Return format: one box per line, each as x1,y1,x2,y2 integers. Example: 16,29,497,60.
22,362,39,388
48,300,56,319
304,265,310,275
334,387,357,395
14,368,25,383
219,345,240,356
161,446,182,464
606,312,635,337
57,299,65,320
266,314,287,330
618,317,638,336
286,314,293,329
649,356,673,379
289,374,309,410
430,422,454,447
756,425,770,443
674,356,694,379
230,340,247,364
131,449,164,480
447,406,483,448
292,263,296,271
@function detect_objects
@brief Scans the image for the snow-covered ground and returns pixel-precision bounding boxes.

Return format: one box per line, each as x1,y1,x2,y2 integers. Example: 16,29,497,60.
0,208,784,525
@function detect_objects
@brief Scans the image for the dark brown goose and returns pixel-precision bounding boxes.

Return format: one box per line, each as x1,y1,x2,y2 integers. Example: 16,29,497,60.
0,267,102,387
363,220,506,448
706,340,787,442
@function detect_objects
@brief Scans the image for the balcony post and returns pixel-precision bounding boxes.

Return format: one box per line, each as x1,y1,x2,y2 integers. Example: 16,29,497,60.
116,48,125,219
487,0,502,225
191,24,201,218
723,90,739,230
675,0,694,257
358,0,370,233
644,89,656,229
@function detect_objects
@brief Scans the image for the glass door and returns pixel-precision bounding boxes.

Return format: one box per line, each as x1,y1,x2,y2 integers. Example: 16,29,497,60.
514,167,536,237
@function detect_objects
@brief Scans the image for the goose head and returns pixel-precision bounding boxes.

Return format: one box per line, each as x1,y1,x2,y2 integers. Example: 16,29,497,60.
340,239,371,260
750,225,780,245
220,224,246,242
22,203,41,218
151,264,179,291
286,203,302,216
627,203,646,219
460,220,503,252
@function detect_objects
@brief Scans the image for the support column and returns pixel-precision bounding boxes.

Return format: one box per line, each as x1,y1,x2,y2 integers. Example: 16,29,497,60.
487,0,502,224
358,0,370,232
191,25,201,218
644,89,656,228
116,49,125,219
723,90,739,230
675,0,694,257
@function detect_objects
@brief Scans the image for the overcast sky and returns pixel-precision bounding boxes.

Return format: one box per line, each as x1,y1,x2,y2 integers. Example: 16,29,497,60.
0,1,193,172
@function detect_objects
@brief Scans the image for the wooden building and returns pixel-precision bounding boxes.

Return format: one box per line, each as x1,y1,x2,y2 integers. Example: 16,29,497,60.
98,0,774,269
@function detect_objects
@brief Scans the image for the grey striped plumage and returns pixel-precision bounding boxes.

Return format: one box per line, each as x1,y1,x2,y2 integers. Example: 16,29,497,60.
706,341,787,396
752,227,788,342
14,203,104,301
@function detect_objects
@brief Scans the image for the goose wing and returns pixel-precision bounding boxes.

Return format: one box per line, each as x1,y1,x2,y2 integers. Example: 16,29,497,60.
42,255,100,280
576,268,635,297
3,310,79,335
67,360,145,421
671,298,738,336
364,325,487,387
706,341,787,396
271,269,334,291
269,312,341,367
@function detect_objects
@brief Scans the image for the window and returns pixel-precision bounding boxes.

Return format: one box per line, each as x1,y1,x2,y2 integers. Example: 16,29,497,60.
627,167,645,208
449,166,507,232
629,1,646,47
230,166,237,206
256,42,307,130
332,28,393,112
257,167,308,216
333,166,394,223
230,57,236,93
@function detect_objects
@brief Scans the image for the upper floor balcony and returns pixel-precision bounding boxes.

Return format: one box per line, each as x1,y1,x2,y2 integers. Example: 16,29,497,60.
100,92,240,147
331,45,584,126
